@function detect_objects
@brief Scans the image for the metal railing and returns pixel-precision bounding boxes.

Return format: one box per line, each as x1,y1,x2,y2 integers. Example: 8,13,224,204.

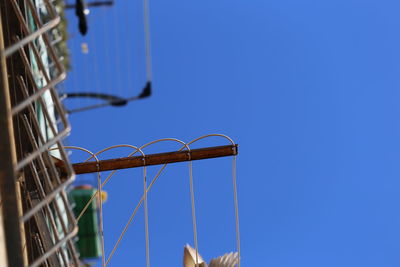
1,0,80,266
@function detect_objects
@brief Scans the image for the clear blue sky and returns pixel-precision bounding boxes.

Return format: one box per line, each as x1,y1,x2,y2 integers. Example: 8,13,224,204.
64,0,400,266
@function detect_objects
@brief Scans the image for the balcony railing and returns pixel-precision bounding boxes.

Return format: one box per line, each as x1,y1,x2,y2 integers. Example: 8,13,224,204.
0,0,79,266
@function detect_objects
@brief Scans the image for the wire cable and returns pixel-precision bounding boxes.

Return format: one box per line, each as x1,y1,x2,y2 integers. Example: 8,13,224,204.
232,155,241,267
189,161,200,267
143,165,151,267
143,0,152,82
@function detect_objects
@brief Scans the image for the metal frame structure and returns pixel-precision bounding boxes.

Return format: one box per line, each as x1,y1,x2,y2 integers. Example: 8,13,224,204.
0,0,80,266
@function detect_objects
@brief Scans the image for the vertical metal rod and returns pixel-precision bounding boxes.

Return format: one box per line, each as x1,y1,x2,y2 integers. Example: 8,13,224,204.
0,12,25,267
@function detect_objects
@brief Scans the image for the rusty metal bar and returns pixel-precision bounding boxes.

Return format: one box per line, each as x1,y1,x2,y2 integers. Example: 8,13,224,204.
71,144,238,174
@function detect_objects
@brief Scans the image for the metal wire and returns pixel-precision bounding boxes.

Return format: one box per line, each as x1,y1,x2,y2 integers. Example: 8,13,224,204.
143,0,152,81
143,165,151,267
232,156,241,267
188,160,200,267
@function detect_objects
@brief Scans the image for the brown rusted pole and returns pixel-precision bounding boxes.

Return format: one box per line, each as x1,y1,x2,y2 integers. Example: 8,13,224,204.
71,144,238,174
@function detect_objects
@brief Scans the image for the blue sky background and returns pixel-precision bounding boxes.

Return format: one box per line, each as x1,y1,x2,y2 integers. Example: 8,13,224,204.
64,0,400,266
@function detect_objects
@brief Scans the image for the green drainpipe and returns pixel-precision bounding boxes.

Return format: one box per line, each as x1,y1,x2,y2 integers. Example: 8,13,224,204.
70,186,102,259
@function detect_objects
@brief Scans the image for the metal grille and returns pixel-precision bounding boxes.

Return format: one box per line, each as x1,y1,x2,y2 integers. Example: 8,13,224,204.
1,0,79,266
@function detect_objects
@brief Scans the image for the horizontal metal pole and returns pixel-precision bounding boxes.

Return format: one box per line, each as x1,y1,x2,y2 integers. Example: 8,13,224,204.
70,144,238,174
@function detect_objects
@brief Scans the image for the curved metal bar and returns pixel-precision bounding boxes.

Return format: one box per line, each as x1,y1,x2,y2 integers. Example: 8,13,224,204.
85,144,143,162
58,146,100,163
186,133,235,146
139,137,190,151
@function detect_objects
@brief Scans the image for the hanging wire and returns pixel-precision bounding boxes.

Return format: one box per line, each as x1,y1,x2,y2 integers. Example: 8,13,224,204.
106,163,167,265
82,36,90,99
111,4,122,97
143,165,151,267
232,155,241,267
88,17,102,99
100,5,112,103
69,40,82,108
143,0,152,82
122,0,135,98
97,161,106,267
188,160,200,267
